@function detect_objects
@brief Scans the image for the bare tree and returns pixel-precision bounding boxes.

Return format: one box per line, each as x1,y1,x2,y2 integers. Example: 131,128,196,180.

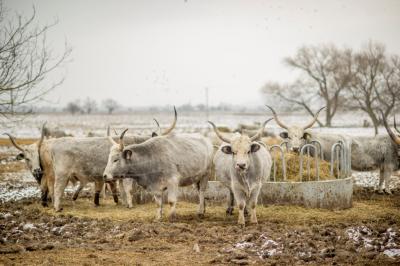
261,80,324,125
102,98,119,114
83,97,97,114
346,42,400,135
0,2,71,120
65,100,81,115
283,44,352,126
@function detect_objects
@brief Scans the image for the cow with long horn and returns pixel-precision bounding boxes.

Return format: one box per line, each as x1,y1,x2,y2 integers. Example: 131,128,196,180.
48,107,178,212
266,105,326,153
4,123,47,186
265,105,352,164
211,119,273,226
103,107,213,221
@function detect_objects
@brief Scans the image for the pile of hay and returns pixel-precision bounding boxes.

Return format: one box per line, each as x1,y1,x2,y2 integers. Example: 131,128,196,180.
270,151,338,182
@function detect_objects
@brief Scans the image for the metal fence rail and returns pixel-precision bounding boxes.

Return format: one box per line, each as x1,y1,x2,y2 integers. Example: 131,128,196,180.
268,140,351,182
269,145,286,181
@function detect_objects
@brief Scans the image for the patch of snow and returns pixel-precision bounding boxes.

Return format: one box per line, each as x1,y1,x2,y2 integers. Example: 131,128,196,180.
0,184,40,203
23,223,37,231
383,249,400,258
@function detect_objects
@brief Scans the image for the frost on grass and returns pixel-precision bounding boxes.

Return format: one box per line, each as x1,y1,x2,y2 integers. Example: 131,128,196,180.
0,184,40,203
352,171,400,189
230,233,283,260
346,226,399,257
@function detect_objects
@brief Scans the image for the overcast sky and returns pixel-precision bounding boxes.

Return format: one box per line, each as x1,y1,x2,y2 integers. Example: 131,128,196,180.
5,0,400,108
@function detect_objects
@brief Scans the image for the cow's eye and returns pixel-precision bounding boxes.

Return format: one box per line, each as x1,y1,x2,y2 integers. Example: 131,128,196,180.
113,159,119,163
25,158,30,162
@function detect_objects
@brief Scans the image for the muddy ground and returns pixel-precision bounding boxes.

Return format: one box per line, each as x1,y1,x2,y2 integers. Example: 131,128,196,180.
1,141,400,265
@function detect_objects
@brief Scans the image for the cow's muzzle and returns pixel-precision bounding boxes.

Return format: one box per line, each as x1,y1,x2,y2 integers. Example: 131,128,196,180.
33,168,43,183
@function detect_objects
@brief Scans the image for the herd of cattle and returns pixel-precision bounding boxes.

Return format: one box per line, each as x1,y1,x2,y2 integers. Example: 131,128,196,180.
4,106,400,226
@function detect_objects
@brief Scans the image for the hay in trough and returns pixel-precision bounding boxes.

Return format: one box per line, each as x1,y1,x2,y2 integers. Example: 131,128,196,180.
269,151,338,182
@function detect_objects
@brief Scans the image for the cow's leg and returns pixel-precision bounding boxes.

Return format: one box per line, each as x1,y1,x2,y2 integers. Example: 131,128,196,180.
167,184,178,222
248,185,261,225
47,173,55,202
383,165,393,194
118,179,128,207
123,179,133,208
378,167,385,194
94,180,104,206
72,181,86,201
40,175,48,207
197,174,208,218
232,187,246,226
108,181,119,204
154,192,163,221
53,176,69,212
226,188,234,216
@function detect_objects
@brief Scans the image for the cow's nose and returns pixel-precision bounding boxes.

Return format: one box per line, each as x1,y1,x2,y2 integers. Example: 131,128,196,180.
236,163,246,170
292,147,300,152
33,168,42,174
103,174,108,180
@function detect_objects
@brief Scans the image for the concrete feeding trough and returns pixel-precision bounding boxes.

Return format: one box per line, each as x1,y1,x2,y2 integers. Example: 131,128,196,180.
126,140,353,210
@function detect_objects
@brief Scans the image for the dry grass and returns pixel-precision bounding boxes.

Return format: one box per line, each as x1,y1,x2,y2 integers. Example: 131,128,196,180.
270,152,337,182
0,138,37,147
0,161,25,174
36,196,400,226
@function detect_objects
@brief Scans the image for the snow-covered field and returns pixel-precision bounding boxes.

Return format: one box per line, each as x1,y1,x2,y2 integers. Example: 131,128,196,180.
0,110,389,138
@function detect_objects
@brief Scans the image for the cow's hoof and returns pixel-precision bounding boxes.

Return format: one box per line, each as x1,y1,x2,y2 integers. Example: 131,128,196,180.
238,223,245,229
113,195,119,204
127,205,133,209
384,189,392,195
55,208,63,212
168,214,177,222
197,213,205,219
41,202,48,207
226,207,234,216
377,190,384,194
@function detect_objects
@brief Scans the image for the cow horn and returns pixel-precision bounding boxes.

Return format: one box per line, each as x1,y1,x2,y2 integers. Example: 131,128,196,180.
381,111,400,145
37,122,46,148
303,107,326,130
394,116,400,134
107,125,118,145
153,118,161,135
3,133,24,151
250,118,274,141
119,129,128,151
208,121,231,144
161,106,177,136
265,105,289,129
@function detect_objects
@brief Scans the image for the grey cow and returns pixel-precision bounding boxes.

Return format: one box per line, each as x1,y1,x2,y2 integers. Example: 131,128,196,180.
103,130,214,221
210,119,273,226
48,109,177,212
267,105,398,193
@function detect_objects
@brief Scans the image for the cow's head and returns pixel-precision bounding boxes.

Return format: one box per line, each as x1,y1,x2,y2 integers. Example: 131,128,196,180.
103,107,177,181
4,123,46,183
209,118,273,173
266,105,325,152
381,111,400,160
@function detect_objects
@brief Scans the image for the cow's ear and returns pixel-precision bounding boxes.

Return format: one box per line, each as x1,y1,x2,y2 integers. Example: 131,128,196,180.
16,153,25,160
151,132,158,137
221,145,233,155
279,132,289,139
122,149,132,160
250,143,261,153
303,132,311,140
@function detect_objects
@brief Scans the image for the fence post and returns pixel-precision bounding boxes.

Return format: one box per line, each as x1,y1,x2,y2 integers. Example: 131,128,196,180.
299,144,319,181
269,145,286,181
